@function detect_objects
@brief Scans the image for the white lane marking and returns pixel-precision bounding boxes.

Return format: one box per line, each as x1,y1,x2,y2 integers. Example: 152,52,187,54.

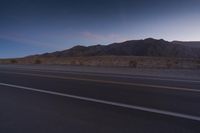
0,71,200,93
2,67,200,83
0,82,200,121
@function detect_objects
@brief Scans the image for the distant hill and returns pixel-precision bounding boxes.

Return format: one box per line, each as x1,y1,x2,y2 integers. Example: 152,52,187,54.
2,38,200,69
173,41,200,48
30,38,200,58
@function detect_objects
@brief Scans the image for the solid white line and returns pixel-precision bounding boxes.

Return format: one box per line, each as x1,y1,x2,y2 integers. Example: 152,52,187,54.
0,71,200,93
0,82,200,121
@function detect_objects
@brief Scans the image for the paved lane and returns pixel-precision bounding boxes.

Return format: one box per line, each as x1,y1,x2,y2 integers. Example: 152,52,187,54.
0,66,200,132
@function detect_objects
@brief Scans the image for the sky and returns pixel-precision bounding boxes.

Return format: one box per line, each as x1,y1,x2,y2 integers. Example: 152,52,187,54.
0,0,200,58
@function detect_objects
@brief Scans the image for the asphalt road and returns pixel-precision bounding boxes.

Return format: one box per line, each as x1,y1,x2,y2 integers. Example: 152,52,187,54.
0,65,200,133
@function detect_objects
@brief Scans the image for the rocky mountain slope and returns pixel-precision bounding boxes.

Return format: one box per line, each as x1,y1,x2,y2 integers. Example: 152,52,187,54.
34,38,200,58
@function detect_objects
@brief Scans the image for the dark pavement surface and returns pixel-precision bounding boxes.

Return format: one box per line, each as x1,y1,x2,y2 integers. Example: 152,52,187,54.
0,65,200,133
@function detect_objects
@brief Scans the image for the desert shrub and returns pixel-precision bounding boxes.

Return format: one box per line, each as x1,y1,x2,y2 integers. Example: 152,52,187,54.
196,60,200,69
34,59,42,64
10,59,17,64
70,60,76,65
166,60,174,69
174,60,179,64
129,60,137,68
166,63,172,69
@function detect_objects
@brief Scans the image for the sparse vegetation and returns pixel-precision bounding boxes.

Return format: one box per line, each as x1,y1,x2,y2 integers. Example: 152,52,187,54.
129,60,138,68
174,60,179,65
197,60,200,69
10,59,17,64
197,60,200,64
1,56,200,69
34,59,42,64
165,59,172,69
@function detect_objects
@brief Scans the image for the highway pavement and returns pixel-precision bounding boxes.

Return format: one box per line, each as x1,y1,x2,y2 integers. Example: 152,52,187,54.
0,65,200,133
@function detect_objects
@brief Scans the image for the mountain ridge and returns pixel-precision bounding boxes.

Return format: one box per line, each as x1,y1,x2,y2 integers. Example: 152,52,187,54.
29,38,200,59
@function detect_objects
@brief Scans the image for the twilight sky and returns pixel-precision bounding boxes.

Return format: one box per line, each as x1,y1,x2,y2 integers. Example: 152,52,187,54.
0,0,200,58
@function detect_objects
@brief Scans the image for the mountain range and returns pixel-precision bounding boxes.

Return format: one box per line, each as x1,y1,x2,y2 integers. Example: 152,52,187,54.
31,38,200,59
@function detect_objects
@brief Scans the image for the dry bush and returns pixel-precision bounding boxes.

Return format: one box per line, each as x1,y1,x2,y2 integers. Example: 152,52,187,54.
34,59,42,64
129,60,138,68
10,59,18,64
